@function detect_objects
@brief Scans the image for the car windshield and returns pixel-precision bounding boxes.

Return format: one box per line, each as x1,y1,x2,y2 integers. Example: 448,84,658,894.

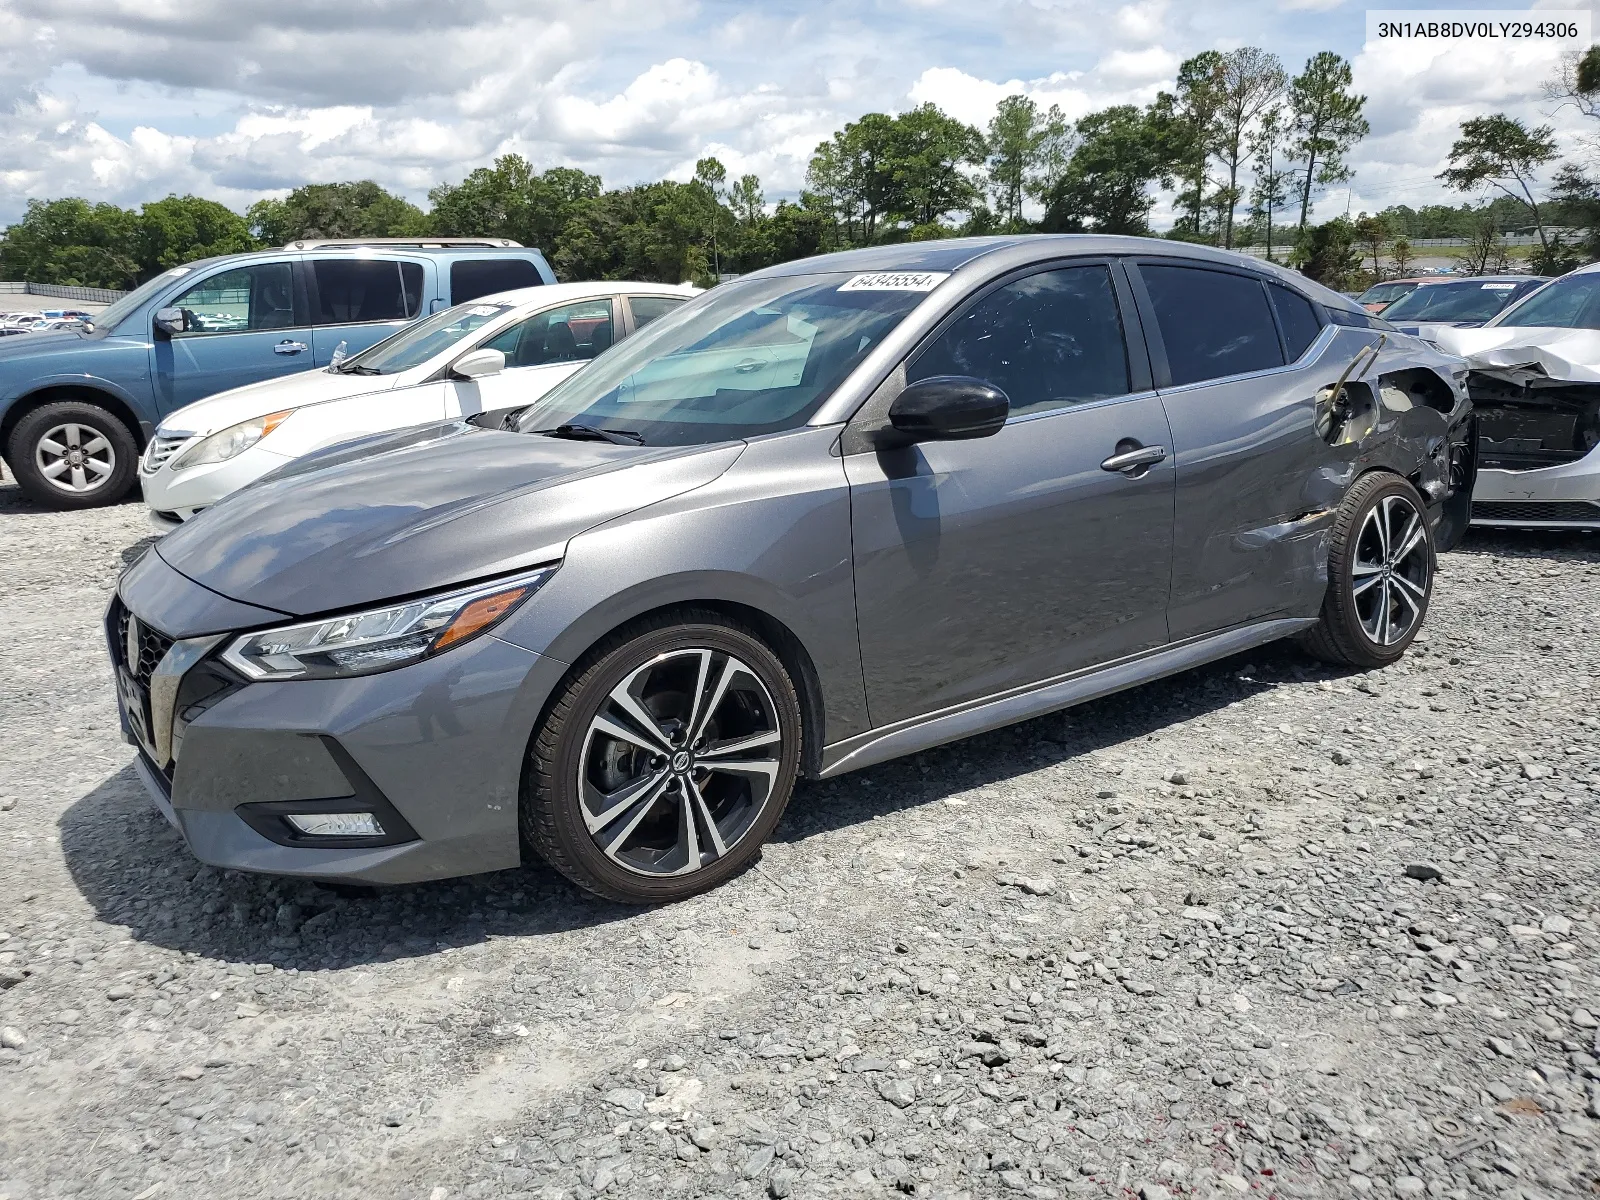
1381,281,1526,323
1358,282,1416,305
336,300,516,374
90,269,194,332
1492,272,1600,329
513,273,932,445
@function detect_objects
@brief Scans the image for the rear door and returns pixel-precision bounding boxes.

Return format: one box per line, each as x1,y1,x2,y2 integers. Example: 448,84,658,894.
445,296,618,420
1127,258,1352,638
307,257,428,365
150,257,313,412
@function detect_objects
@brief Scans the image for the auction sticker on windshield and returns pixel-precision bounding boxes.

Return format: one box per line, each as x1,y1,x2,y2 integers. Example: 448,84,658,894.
838,272,951,292
1481,282,1517,289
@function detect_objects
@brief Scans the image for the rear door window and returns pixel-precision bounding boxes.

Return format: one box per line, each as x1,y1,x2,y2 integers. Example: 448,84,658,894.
910,264,1131,418
1268,283,1324,361
628,295,688,330
1139,264,1285,387
311,259,423,325
450,258,544,304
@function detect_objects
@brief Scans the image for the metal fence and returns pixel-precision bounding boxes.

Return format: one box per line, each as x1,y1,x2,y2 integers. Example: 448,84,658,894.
0,281,130,303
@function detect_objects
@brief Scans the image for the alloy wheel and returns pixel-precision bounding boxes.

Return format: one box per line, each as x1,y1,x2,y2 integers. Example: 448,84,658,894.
578,648,783,877
1351,493,1430,646
34,422,117,494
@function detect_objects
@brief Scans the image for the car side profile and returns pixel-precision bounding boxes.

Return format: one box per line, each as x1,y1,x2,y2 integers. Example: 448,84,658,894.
107,235,1475,904
138,282,696,530
0,239,555,510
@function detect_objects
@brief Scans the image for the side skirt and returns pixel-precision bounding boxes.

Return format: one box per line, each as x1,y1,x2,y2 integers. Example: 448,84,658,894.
818,617,1317,778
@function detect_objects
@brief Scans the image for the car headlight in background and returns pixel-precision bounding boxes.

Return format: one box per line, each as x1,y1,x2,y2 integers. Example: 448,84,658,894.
170,410,294,471
220,565,557,681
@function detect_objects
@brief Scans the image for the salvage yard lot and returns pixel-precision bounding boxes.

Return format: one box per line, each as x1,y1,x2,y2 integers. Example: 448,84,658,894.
0,484,1597,1200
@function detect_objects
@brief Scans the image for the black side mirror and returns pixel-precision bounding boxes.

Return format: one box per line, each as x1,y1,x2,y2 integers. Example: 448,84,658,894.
885,375,1009,443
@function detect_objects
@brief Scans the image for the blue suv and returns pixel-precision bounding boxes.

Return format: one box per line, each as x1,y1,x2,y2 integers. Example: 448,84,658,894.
0,239,556,508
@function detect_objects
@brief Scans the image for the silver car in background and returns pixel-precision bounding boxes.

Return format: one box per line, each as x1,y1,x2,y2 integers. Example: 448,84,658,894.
107,236,1475,904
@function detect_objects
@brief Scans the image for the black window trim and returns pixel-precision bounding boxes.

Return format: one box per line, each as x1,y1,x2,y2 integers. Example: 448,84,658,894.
164,257,308,338
305,255,428,329
1126,257,1338,391
905,255,1152,425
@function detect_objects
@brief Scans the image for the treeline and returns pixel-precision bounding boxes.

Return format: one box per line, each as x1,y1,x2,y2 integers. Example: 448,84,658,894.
8,42,1600,293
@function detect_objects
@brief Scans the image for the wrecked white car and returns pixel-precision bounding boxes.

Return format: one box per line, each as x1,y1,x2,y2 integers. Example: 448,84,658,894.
1432,264,1600,530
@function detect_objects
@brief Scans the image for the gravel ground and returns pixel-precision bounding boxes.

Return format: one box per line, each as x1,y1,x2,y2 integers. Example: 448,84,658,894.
0,479,1597,1200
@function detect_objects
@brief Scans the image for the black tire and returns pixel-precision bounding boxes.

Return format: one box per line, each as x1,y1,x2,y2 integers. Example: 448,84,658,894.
1298,471,1435,669
7,400,139,509
521,609,803,904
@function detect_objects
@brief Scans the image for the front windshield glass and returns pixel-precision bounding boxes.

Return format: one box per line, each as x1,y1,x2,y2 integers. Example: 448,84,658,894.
339,300,515,374
513,273,933,444
1382,281,1524,323
1493,272,1600,329
1358,282,1415,305
93,269,194,332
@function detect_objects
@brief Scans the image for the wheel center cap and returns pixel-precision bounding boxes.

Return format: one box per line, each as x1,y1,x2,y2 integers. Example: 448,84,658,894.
671,750,692,773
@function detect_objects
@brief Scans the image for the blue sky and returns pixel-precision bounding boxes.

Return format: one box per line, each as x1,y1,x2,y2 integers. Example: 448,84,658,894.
0,0,1593,227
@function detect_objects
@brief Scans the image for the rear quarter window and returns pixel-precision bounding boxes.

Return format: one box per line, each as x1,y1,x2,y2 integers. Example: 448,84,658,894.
1268,283,1324,361
451,259,544,304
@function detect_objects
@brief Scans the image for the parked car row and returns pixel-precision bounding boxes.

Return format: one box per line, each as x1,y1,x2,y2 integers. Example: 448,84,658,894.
105,235,1480,903
0,308,92,336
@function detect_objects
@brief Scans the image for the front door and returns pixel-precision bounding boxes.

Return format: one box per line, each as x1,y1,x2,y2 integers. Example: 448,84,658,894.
150,260,312,412
847,262,1177,727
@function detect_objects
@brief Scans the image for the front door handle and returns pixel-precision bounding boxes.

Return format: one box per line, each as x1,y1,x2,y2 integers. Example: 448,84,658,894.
1100,442,1167,476
273,340,308,355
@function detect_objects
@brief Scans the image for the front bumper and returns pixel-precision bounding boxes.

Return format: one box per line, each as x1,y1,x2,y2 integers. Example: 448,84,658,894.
108,553,568,884
1471,447,1600,529
139,446,293,526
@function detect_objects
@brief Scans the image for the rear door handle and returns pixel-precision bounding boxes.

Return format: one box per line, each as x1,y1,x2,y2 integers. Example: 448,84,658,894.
273,340,308,355
1100,443,1167,475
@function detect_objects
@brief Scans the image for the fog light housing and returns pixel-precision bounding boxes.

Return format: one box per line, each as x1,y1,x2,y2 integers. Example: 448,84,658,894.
283,812,385,838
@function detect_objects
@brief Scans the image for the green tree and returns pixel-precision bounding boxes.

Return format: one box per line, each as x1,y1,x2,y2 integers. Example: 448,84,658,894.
1163,51,1226,239
428,156,601,251
805,114,900,245
1352,212,1391,278
985,95,1045,226
890,103,986,227
1438,113,1560,259
0,198,141,288
1211,47,1285,248
1294,217,1362,288
1288,52,1369,229
1042,104,1170,235
1391,237,1414,276
693,156,731,276
137,195,256,270
1247,105,1292,261
247,181,425,245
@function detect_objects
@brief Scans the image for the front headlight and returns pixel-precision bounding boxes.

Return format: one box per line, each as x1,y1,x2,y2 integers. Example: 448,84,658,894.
170,410,293,471
220,565,557,681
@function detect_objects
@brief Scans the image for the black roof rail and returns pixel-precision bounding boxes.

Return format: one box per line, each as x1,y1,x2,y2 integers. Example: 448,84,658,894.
281,237,526,250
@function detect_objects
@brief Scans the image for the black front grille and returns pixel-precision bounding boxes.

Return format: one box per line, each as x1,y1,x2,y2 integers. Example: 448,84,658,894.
1472,500,1600,524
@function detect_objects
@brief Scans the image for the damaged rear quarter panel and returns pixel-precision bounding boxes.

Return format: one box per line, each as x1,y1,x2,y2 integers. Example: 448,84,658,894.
1161,326,1471,641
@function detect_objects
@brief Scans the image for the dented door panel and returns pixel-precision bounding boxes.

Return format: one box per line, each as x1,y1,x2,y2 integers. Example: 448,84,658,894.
1158,327,1473,641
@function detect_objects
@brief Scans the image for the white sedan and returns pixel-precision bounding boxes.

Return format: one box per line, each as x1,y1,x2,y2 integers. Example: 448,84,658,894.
139,281,696,531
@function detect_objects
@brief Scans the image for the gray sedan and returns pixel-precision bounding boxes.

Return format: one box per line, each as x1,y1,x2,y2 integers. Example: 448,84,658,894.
107,236,1475,903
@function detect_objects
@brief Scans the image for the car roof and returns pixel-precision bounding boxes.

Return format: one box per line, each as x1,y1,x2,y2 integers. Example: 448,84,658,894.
1412,274,1542,286
465,281,698,309
170,244,552,273
745,234,1366,316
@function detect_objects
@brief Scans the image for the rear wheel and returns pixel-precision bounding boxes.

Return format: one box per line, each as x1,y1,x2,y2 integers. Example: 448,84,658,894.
7,401,139,509
521,611,802,904
1299,472,1434,669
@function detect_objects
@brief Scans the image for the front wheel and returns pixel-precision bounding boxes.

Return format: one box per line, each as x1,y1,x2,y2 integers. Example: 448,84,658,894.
1298,472,1435,669
7,401,139,509
521,611,803,903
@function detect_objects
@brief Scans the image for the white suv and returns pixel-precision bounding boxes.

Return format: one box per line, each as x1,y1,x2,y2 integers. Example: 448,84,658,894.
139,282,696,530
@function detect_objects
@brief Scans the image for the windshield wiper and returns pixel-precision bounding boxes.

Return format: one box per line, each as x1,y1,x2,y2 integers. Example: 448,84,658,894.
539,424,645,446
333,363,380,375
